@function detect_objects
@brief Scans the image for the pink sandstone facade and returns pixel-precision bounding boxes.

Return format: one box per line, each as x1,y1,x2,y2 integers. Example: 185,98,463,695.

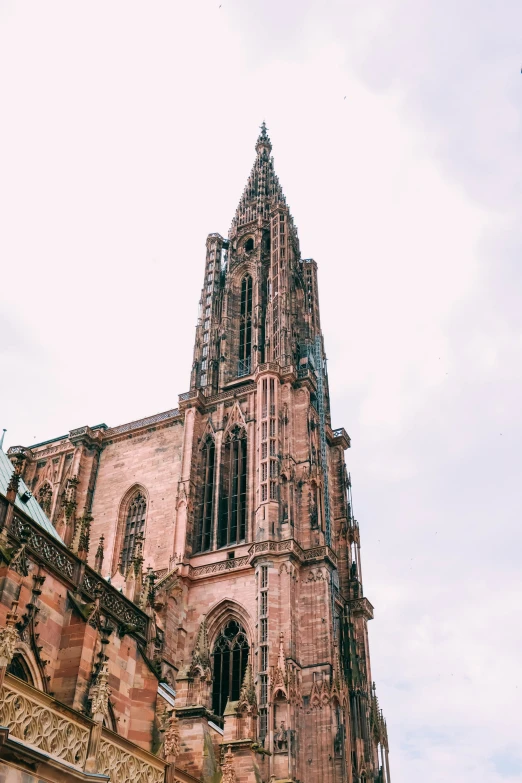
1,125,390,783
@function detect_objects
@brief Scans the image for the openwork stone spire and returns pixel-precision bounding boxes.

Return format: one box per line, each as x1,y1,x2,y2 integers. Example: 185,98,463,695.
237,663,256,711
191,617,211,673
230,123,288,236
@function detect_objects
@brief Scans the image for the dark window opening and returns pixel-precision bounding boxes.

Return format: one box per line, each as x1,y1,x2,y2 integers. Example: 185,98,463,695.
245,238,254,252
8,654,33,685
211,620,249,717
238,275,253,376
194,438,216,553
218,428,247,547
120,492,146,574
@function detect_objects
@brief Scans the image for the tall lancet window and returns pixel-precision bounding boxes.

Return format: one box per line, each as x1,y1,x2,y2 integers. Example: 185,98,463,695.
218,427,248,547
238,275,253,376
194,437,216,553
120,492,146,574
212,620,249,717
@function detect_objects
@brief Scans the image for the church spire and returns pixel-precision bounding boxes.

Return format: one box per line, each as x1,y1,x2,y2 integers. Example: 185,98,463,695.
230,122,288,237
255,121,272,155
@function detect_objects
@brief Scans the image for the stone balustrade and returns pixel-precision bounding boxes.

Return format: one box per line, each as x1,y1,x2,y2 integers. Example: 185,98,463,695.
0,674,167,782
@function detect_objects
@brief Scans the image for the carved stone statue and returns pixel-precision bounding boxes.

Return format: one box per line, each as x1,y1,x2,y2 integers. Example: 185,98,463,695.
274,720,288,751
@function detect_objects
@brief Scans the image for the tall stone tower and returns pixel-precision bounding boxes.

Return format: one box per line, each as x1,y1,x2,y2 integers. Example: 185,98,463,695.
172,124,391,783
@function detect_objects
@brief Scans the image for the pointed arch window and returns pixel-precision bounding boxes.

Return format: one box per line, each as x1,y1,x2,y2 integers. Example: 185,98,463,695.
238,275,253,376
211,620,249,717
218,427,247,548
194,437,216,553
120,491,146,574
8,654,33,685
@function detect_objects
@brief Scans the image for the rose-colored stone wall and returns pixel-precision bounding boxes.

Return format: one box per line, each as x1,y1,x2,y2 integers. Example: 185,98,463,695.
89,420,184,576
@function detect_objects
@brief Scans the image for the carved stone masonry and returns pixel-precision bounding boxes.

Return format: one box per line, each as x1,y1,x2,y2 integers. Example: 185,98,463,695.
221,745,237,783
6,453,26,497
163,710,180,761
89,661,111,723
0,602,20,669
191,617,211,674
9,523,31,577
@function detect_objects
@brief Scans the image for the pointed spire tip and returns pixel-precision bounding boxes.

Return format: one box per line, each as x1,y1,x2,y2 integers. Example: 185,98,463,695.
255,121,272,154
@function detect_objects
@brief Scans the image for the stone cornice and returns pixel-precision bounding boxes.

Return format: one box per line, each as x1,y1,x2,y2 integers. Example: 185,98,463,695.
248,539,338,569
103,408,181,443
180,540,339,583
348,597,374,621
9,409,183,459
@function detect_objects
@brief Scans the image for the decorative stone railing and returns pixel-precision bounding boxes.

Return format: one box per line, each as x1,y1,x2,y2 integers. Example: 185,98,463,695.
0,675,167,781
248,539,338,569
99,727,166,783
330,427,351,449
7,511,149,640
189,555,250,578
0,676,91,768
11,512,78,582
104,408,180,438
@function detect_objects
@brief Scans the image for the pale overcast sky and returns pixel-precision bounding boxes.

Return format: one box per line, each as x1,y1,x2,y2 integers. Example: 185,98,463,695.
1,2,521,781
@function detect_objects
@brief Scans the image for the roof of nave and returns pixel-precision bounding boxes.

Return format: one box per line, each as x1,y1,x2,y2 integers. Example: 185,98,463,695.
230,122,291,236
0,448,62,541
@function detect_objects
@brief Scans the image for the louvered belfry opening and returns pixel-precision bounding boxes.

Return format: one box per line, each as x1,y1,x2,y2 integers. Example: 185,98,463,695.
211,620,249,717
194,437,216,553
120,491,146,574
218,427,247,548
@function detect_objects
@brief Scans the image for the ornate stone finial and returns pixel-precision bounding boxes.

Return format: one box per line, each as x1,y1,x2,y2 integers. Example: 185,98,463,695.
6,452,26,497
192,617,211,672
94,535,105,574
10,523,31,576
89,661,111,723
138,566,157,610
255,121,272,155
272,631,288,693
62,476,79,523
221,745,237,783
77,511,93,560
131,533,144,578
0,601,20,669
237,663,256,710
37,483,52,515
163,710,180,761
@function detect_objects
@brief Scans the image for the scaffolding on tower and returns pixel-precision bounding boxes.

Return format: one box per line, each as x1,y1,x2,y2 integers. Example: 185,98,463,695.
314,335,331,547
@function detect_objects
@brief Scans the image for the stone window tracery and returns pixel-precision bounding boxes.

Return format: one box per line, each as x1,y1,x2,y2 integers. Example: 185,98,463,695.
194,437,216,553
7,653,33,684
218,427,247,548
211,620,249,717
238,275,253,376
120,491,146,574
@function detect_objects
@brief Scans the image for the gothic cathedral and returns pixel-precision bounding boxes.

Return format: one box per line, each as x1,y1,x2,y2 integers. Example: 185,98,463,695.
0,126,390,783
